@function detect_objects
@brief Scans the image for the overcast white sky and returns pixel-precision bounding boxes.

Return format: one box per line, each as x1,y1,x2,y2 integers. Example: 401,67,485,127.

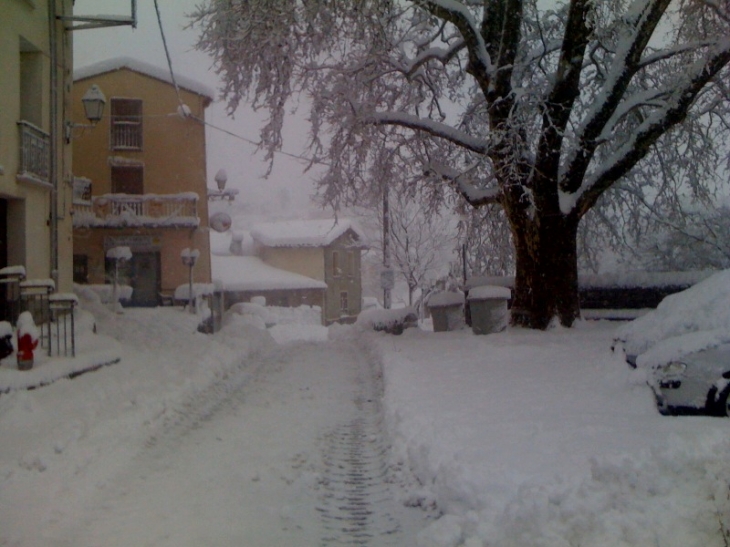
72,0,320,217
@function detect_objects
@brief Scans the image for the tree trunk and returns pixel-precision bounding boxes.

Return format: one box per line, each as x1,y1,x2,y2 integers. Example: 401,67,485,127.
510,214,581,329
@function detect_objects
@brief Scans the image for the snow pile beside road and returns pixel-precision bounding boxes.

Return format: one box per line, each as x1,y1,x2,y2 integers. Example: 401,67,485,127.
2,295,729,546
0,306,275,543
374,322,730,547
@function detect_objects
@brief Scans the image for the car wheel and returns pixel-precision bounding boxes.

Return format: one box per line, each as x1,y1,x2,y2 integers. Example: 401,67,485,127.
705,385,730,417
715,386,730,417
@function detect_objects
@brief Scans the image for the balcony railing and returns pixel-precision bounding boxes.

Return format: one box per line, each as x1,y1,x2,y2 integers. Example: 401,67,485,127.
17,121,51,184
72,193,200,228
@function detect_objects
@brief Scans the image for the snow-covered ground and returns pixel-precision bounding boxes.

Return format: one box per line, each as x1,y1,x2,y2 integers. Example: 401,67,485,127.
1,294,729,546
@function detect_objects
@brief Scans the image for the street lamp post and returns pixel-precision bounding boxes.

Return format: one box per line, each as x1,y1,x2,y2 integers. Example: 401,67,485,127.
106,246,131,313
181,248,199,313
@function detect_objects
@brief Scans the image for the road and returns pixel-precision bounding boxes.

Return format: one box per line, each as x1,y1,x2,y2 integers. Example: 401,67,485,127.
47,339,432,546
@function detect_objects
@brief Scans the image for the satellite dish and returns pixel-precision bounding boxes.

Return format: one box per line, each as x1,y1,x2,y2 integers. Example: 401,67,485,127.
209,211,232,233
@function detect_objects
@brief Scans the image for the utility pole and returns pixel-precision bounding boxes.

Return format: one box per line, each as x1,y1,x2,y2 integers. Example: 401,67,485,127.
381,182,392,309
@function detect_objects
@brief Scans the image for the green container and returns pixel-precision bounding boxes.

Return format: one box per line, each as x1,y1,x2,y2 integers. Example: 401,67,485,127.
467,286,511,335
427,291,465,332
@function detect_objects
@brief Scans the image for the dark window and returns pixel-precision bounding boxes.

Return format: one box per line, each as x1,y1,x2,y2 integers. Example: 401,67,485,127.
340,291,348,313
111,98,143,150
104,255,131,286
268,294,288,307
111,165,143,194
348,251,355,277
73,254,89,284
332,251,340,277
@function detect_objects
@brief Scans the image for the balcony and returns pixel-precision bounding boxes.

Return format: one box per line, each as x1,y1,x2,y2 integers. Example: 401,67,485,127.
17,121,51,186
72,193,200,228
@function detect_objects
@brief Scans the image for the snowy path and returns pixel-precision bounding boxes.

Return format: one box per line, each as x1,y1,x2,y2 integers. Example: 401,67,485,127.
46,338,429,546
317,343,405,545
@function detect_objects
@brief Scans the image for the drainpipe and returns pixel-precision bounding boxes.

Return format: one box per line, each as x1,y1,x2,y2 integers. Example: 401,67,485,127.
48,0,59,286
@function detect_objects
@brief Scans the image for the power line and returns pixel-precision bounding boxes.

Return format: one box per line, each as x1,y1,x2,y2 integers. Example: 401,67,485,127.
153,0,185,112
152,0,329,170
199,118,330,167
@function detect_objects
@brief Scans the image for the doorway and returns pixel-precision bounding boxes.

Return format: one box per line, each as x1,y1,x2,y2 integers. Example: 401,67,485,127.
105,251,160,307
129,252,160,307
0,200,7,320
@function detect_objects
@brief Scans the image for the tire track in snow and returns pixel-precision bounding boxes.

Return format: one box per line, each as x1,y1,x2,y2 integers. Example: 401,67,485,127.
317,342,408,546
141,342,280,450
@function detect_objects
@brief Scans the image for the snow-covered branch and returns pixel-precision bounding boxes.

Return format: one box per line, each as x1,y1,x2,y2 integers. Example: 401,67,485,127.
415,0,494,77
366,111,489,154
425,161,502,207
560,0,691,193
402,41,466,77
574,38,730,216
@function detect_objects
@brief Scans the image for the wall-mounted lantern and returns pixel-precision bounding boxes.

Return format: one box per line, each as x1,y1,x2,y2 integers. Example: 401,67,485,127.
65,84,107,143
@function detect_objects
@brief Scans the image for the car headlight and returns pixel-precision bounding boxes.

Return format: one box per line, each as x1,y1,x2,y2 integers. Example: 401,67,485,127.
656,361,687,377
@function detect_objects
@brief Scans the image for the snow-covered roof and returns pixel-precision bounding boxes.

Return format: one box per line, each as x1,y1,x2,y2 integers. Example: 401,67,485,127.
74,57,215,101
466,270,714,290
212,255,327,292
250,219,367,248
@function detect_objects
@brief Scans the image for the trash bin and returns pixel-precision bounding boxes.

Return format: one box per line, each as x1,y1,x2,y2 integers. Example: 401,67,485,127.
467,285,511,335
427,291,465,332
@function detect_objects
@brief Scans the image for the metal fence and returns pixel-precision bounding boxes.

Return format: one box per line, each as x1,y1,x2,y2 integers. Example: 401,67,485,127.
19,280,53,351
48,296,77,357
1,278,77,359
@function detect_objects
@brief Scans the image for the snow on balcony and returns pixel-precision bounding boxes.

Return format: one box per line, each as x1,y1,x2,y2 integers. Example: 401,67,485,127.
72,193,200,228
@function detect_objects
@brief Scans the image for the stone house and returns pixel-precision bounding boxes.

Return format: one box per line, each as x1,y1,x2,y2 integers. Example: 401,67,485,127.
212,219,368,325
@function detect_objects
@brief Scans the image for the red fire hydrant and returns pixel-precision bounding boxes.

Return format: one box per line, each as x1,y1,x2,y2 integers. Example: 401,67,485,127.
16,311,39,371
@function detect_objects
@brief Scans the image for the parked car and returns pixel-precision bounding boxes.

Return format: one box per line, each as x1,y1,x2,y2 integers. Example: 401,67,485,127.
356,307,419,335
612,269,730,416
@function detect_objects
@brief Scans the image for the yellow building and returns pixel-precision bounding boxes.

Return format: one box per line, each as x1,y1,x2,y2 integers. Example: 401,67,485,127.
71,58,213,306
250,219,367,324
0,0,75,313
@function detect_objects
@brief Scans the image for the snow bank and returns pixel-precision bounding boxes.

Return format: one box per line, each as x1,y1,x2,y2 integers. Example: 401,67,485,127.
78,283,133,304
225,303,327,343
0,303,275,542
615,268,730,357
374,322,730,547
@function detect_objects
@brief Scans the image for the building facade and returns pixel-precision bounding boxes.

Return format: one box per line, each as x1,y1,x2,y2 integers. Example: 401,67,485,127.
0,0,75,312
71,58,213,306
250,219,367,324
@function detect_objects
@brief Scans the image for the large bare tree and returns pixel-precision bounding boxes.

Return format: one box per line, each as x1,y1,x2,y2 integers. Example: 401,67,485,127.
192,0,730,329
